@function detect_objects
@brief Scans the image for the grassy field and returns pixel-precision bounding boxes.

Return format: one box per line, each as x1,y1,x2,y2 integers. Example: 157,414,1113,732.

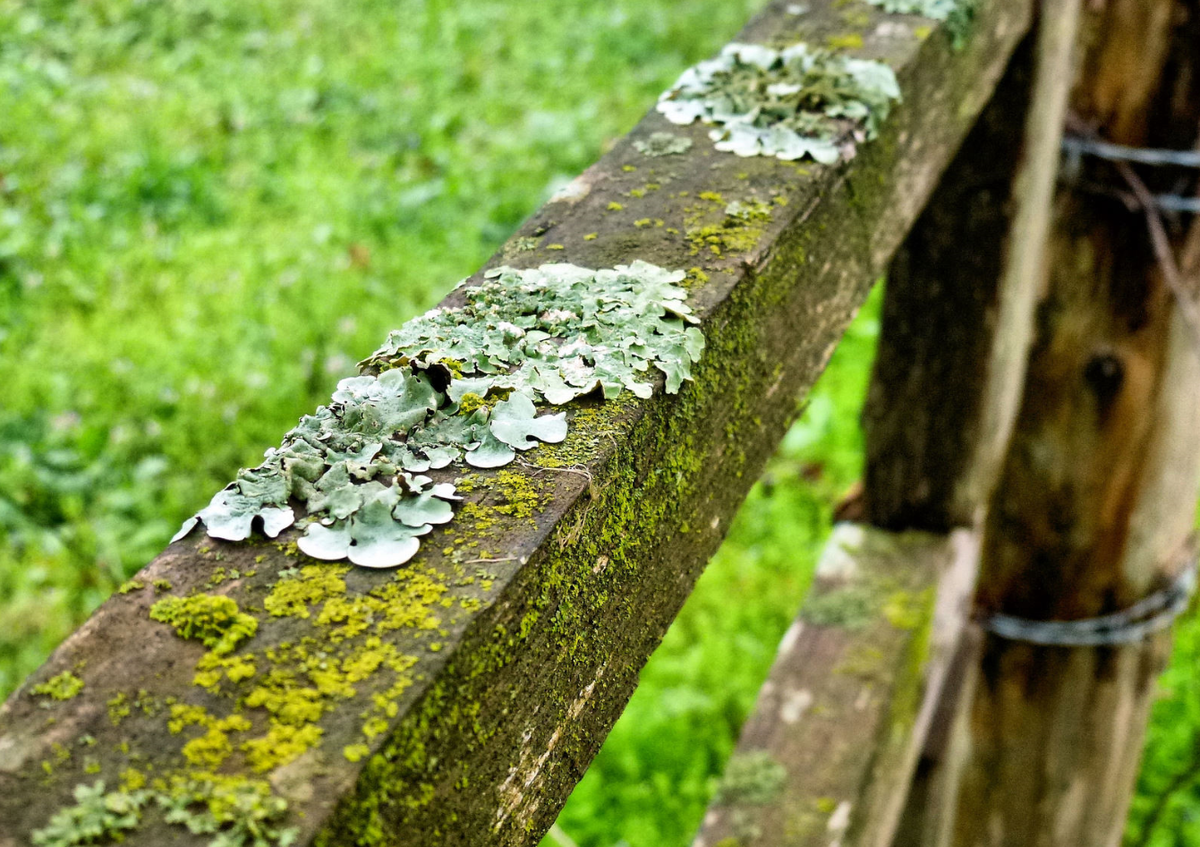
1,2,1197,845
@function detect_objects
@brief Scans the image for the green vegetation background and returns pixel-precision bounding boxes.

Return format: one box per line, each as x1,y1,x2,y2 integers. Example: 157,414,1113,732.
0,1,1195,844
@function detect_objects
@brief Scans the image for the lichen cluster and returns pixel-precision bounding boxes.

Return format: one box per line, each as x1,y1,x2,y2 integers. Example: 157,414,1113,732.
150,594,258,656
174,261,704,569
32,777,298,847
657,42,900,163
867,0,959,19
868,0,976,46
32,782,146,847
33,671,86,701
715,750,789,806
633,131,694,157
33,559,457,846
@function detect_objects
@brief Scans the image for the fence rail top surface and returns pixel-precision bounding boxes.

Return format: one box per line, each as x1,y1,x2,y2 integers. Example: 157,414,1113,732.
0,1,1031,845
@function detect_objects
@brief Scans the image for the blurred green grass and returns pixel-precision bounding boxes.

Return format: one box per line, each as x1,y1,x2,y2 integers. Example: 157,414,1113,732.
0,2,1197,845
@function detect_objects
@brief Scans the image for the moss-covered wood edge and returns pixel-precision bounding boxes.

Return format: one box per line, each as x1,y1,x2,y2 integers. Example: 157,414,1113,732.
0,1,1031,844
691,524,977,847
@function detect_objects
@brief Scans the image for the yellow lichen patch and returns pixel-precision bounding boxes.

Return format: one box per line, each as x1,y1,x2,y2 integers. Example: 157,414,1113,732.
827,32,865,50
492,470,542,519
33,671,85,701
315,569,447,639
264,565,349,618
120,768,146,791
150,593,258,655
180,714,253,769
360,672,417,742
457,392,487,415
685,267,710,289
343,744,370,763
245,671,327,726
687,222,765,257
168,703,213,734
193,652,257,692
242,722,324,773
107,692,131,726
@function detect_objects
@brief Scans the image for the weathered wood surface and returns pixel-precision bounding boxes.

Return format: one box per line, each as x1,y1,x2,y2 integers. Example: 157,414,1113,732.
691,525,976,847
944,1,1200,844
0,2,1033,845
863,41,1035,534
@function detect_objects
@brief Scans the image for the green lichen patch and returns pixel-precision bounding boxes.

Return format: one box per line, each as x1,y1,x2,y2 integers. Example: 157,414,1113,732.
657,42,900,163
174,262,704,570
33,671,85,701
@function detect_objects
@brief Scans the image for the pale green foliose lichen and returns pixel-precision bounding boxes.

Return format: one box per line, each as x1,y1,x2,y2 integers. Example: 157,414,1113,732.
868,0,976,47
633,131,694,157
656,42,900,163
175,261,704,569
32,782,147,847
715,750,789,806
32,778,298,847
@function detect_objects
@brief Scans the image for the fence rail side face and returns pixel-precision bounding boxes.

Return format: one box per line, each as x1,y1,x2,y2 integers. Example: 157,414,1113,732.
0,2,1031,845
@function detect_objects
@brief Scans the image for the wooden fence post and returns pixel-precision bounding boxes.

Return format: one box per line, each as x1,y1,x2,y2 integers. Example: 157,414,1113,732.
940,1,1200,844
862,2,1081,842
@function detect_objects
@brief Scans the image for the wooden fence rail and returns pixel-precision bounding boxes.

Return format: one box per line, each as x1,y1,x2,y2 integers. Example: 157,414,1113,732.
16,0,1185,845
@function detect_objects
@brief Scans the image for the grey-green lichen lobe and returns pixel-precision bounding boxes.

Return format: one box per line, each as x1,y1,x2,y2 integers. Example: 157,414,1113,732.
715,750,789,806
32,777,298,847
801,584,882,629
868,0,977,47
32,781,146,847
633,132,694,157
657,42,900,163
174,262,705,570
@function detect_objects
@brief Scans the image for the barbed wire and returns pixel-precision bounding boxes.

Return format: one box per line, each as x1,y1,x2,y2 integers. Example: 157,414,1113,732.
982,557,1197,647
1062,135,1200,169
1060,125,1200,356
